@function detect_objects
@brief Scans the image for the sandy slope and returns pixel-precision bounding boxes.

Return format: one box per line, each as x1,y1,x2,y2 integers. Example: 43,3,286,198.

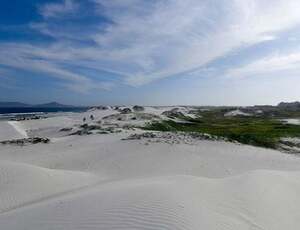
0,121,27,141
2,133,300,179
1,107,300,229
1,171,300,230
0,161,98,213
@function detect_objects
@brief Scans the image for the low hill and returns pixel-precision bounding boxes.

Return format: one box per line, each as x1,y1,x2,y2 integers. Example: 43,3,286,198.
36,102,74,108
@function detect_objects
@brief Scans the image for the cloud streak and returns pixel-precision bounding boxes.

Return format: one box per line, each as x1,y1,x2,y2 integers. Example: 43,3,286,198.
0,43,113,93
1,0,300,94
39,0,79,18
226,50,300,79
90,0,300,85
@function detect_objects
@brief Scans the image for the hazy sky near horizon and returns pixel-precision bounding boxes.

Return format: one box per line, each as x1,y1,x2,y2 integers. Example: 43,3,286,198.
0,0,300,106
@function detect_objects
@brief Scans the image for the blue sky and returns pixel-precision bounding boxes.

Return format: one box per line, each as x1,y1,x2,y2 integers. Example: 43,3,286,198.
1,0,300,106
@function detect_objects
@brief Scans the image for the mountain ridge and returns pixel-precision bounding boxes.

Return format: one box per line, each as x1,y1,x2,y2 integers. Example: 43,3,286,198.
0,101,78,108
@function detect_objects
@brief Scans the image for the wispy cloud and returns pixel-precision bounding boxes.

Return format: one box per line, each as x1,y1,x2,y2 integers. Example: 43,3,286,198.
39,0,79,19
1,0,300,93
93,0,300,85
226,50,300,79
0,43,114,93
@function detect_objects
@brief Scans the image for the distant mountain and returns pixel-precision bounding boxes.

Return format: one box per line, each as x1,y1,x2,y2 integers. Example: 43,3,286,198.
0,101,77,108
36,102,74,108
0,102,31,108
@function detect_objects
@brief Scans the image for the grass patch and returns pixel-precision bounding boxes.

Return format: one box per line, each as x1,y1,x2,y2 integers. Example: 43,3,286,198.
144,116,300,149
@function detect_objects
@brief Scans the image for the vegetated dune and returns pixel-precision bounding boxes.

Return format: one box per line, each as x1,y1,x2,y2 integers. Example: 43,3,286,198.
1,171,300,230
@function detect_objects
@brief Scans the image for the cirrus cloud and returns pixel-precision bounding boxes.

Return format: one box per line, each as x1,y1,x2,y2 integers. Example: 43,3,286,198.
39,0,79,19
1,0,300,94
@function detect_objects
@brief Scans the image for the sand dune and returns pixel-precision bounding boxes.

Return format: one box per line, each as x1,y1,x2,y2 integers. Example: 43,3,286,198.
1,171,300,229
1,107,300,229
0,121,27,141
224,109,251,117
0,161,98,213
282,118,300,125
7,121,28,138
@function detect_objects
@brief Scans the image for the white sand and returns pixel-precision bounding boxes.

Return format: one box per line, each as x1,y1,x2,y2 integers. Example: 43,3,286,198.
282,118,300,125
1,107,300,229
0,121,27,141
0,161,98,213
1,172,300,230
7,121,28,138
224,109,251,117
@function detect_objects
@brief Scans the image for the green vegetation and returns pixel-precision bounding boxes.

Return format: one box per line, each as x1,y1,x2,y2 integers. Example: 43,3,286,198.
144,112,300,149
